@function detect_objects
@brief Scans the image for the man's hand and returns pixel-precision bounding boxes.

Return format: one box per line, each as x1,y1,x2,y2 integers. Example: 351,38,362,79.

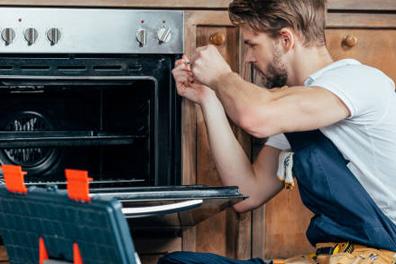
191,45,233,88
172,55,215,105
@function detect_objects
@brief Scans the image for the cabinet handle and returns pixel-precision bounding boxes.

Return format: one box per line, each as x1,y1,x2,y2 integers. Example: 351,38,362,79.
342,35,358,48
209,32,226,46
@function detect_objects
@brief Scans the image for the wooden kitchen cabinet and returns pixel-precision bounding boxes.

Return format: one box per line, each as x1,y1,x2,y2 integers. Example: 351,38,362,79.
182,5,396,260
176,3,396,262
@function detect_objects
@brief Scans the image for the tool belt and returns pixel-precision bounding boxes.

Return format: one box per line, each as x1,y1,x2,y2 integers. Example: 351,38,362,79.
315,242,396,264
316,242,356,255
274,242,396,264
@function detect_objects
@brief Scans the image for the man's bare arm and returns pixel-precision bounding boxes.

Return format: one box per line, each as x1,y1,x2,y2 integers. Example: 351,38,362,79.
190,45,349,137
212,72,350,138
172,55,283,212
201,93,283,213
234,145,283,212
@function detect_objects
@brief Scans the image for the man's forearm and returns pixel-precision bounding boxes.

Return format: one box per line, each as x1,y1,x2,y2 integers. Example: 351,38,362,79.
211,72,274,129
200,93,257,191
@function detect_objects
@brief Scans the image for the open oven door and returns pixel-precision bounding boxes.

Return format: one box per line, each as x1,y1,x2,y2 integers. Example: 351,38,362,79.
90,185,246,231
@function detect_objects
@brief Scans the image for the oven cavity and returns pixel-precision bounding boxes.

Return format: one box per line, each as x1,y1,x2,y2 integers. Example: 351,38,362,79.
0,55,180,188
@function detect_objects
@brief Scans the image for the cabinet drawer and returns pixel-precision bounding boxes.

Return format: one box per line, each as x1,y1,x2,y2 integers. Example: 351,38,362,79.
326,29,396,82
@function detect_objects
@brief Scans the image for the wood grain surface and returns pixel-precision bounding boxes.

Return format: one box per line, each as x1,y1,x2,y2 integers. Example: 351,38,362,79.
0,0,394,11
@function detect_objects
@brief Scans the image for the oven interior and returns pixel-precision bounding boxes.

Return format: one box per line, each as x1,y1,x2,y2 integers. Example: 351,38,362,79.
0,55,181,188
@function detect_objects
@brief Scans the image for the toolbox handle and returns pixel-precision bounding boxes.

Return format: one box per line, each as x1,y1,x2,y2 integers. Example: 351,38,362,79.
122,199,203,218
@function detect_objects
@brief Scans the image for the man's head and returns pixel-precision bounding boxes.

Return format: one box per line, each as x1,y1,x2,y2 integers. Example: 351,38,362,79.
229,0,328,88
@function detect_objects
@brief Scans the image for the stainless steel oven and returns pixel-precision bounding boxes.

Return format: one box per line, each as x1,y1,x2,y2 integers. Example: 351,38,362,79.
0,7,244,234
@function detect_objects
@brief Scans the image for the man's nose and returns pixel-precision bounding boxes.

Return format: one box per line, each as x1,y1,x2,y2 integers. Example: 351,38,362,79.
244,49,256,64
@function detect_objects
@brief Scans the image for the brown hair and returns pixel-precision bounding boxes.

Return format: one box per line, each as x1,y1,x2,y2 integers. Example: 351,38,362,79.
229,0,327,47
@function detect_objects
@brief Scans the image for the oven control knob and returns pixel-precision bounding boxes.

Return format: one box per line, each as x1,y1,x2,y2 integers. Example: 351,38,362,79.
47,28,61,46
1,28,16,45
157,26,172,44
24,28,39,46
136,28,147,47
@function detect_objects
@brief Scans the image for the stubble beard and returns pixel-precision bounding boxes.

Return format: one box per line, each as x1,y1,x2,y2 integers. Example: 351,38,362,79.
254,49,288,89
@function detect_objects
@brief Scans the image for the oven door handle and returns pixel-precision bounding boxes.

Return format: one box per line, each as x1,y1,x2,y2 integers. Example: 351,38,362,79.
122,199,203,218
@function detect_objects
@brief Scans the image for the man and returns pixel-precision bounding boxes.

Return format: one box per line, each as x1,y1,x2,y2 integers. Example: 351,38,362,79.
160,0,396,263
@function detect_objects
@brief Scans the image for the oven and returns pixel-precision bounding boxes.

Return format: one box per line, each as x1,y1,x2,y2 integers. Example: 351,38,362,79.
0,7,244,234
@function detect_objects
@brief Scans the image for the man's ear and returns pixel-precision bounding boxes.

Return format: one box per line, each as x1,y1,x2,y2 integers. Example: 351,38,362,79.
278,28,295,52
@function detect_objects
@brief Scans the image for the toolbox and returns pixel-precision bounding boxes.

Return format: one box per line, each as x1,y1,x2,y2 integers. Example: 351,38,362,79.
0,165,141,264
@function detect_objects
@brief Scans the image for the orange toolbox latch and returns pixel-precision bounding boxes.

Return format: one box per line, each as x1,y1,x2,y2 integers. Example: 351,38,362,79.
2,165,28,194
65,169,92,202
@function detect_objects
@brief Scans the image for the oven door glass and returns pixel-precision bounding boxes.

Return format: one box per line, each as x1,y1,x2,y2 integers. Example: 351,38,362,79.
0,78,157,187
0,54,181,187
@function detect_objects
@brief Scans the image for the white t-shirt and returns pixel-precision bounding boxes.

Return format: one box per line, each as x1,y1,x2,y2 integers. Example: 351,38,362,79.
266,59,396,224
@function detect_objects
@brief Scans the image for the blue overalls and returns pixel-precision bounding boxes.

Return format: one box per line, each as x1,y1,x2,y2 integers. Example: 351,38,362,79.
158,130,396,264
284,130,396,250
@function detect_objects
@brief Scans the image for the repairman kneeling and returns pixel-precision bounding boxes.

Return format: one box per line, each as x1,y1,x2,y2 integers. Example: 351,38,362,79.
160,0,396,263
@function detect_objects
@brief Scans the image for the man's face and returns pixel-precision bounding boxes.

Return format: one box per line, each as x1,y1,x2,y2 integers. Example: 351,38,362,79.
242,25,288,88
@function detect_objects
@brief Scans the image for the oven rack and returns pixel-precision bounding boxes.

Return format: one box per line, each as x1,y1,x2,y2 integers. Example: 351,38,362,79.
0,131,145,147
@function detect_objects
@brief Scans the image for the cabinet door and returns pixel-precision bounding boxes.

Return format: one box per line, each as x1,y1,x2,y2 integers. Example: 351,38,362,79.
182,10,252,260
252,186,314,259
326,13,396,82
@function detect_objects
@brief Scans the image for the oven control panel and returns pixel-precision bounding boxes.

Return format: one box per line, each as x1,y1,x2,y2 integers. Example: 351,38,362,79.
0,8,184,54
